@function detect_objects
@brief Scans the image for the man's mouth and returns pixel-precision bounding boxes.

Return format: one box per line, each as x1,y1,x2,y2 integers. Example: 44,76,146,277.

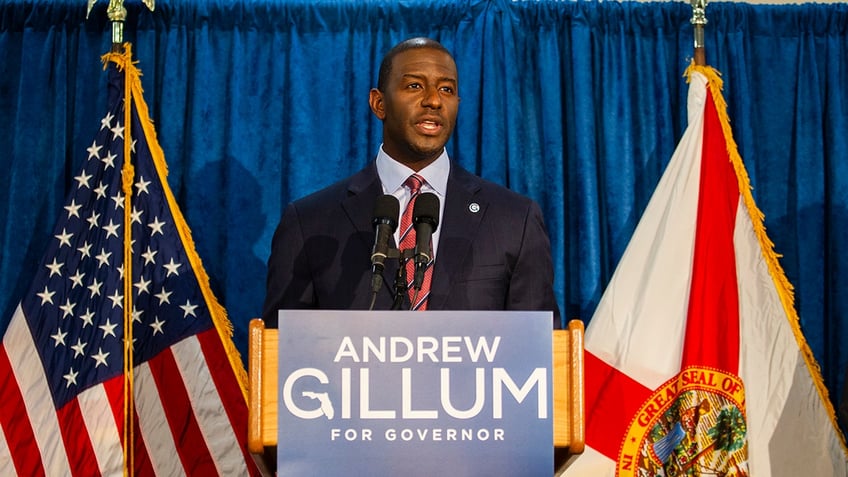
416,120,442,134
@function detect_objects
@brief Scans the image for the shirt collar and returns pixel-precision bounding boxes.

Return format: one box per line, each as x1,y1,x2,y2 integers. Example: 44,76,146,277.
375,145,450,197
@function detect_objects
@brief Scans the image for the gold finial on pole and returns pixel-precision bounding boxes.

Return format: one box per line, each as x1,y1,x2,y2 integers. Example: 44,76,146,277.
107,0,127,48
86,0,155,50
690,0,708,66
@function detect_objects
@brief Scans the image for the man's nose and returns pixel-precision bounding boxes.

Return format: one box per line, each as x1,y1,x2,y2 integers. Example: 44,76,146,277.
421,87,442,108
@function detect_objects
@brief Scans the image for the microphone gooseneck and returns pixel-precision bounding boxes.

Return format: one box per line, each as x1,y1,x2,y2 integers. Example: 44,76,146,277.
411,192,439,292
369,195,399,310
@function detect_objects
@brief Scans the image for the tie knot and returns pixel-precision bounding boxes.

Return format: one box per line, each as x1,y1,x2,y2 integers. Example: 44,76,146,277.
404,174,424,194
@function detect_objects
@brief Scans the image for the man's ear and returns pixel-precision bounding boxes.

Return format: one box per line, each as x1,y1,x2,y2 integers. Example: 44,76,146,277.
369,88,386,120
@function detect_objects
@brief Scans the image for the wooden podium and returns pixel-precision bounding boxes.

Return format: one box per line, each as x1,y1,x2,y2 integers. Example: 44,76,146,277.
247,317,585,476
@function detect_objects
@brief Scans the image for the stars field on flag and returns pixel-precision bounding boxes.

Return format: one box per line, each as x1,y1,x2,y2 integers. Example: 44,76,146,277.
21,88,213,410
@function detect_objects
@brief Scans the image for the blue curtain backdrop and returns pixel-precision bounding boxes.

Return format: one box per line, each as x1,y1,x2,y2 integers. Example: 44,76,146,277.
1,0,847,421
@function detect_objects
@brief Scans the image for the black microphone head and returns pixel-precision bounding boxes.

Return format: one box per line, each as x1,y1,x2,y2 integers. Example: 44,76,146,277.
412,192,440,231
372,194,400,231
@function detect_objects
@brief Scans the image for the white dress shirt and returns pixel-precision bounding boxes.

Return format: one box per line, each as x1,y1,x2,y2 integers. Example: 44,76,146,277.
375,146,449,259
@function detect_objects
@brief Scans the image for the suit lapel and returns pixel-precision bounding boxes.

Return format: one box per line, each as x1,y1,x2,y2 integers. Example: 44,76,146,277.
340,163,400,302
428,165,485,310
341,163,382,236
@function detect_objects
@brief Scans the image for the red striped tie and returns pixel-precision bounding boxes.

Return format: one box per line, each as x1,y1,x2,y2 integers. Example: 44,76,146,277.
398,174,433,310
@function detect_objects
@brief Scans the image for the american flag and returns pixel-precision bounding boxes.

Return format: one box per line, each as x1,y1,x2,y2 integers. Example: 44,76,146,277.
0,46,258,476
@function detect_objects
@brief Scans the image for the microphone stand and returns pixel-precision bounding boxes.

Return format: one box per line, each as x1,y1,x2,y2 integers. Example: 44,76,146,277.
370,246,408,311
390,248,415,310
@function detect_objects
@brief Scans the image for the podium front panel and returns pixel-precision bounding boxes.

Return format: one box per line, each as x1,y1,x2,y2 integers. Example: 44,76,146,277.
277,310,553,476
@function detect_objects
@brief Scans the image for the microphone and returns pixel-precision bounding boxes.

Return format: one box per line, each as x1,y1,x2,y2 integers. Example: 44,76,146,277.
370,195,400,297
411,192,440,290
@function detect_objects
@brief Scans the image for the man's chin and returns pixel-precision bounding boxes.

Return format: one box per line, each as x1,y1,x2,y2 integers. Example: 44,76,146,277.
409,140,447,160
408,150,444,165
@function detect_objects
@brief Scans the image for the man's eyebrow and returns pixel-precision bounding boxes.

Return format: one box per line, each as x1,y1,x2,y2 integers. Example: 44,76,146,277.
400,73,457,84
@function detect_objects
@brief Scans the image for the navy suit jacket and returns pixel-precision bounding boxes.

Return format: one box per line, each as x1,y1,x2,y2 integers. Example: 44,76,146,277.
262,161,560,327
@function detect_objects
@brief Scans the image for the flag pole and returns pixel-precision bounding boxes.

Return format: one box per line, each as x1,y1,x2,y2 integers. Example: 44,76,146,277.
87,1,155,473
120,48,136,477
690,0,708,66
104,2,135,474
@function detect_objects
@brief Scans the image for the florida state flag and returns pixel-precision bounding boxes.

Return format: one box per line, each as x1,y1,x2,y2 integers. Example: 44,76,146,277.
562,66,848,476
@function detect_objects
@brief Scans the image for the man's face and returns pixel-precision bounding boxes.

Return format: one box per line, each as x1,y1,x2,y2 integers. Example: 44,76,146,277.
369,48,459,170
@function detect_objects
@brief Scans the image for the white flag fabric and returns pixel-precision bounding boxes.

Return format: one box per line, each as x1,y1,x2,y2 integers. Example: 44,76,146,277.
561,66,848,476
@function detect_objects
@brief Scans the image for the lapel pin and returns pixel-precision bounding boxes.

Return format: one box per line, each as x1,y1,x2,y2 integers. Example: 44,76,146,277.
468,202,480,213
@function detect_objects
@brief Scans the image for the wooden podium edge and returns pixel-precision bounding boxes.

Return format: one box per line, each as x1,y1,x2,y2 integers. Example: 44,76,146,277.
552,320,585,452
567,319,585,453
248,318,275,476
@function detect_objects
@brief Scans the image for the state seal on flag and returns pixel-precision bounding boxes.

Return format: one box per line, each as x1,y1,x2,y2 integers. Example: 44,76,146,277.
616,366,749,477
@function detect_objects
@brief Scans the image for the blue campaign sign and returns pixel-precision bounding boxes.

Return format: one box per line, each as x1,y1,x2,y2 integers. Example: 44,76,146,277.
277,310,553,476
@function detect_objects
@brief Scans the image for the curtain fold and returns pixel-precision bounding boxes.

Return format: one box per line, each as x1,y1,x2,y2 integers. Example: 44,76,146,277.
2,0,847,420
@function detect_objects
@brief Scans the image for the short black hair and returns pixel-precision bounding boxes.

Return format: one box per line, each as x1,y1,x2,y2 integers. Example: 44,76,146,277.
376,37,454,91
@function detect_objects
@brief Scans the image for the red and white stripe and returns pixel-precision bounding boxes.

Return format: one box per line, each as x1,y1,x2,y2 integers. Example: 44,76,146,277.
561,71,848,476
0,304,255,476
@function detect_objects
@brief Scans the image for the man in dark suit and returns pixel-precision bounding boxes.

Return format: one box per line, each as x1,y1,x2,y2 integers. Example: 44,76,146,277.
262,37,559,327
